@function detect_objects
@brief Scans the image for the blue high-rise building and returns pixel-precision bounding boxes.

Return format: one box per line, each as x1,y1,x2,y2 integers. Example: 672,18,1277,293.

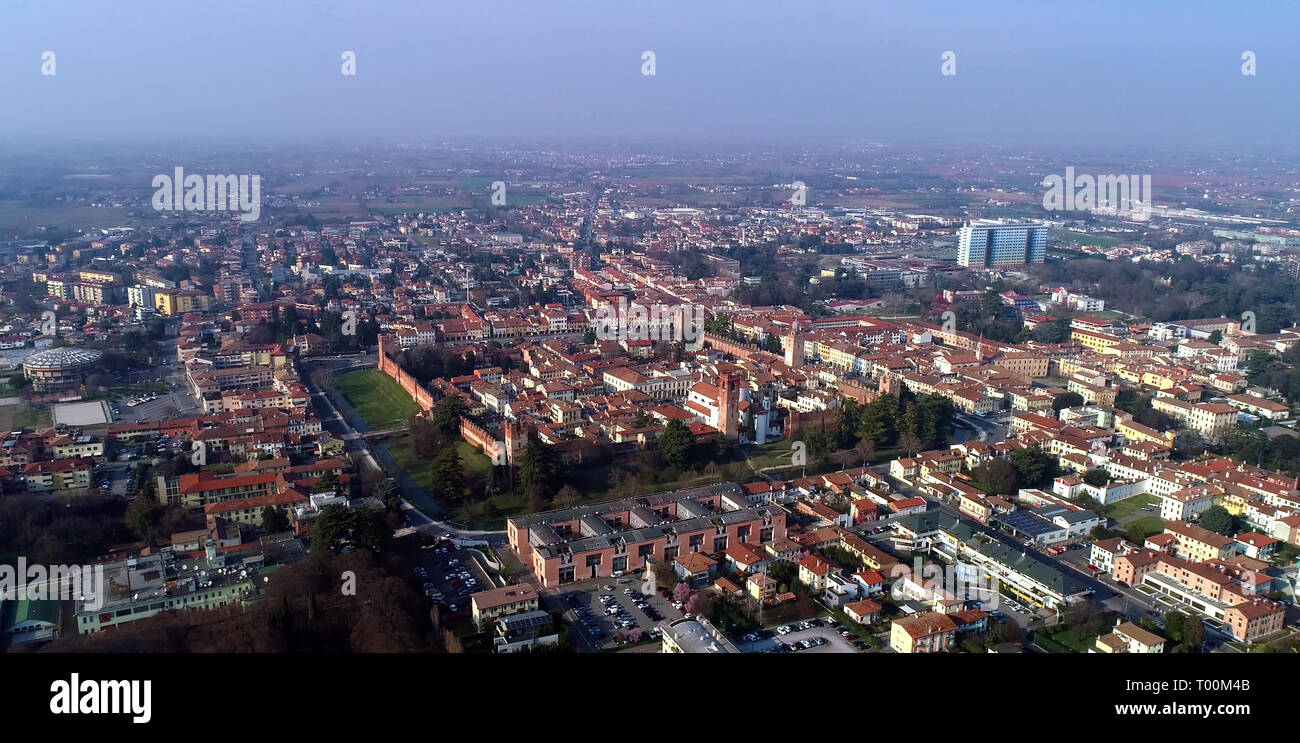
957,220,1047,268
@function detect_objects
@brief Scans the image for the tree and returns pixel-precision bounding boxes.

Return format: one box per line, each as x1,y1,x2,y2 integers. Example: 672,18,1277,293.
672,582,692,604
261,505,291,533
429,446,465,502
858,394,898,447
431,395,468,436
1126,522,1156,544
1032,321,1068,344
348,508,394,554
1052,392,1084,412
855,438,877,467
526,484,547,514
1115,389,1149,417
686,590,717,620
1182,616,1204,651
310,505,392,554
125,497,163,543
519,439,561,498
310,504,353,552
1163,610,1187,642
1135,407,1178,432
972,459,1019,494
899,432,924,458
916,394,954,448
1089,525,1121,540
657,419,694,470
313,470,340,494
1199,505,1234,535
1172,430,1206,458
553,485,582,509
409,415,444,458
1223,428,1268,466
1082,469,1110,487
1009,447,1057,488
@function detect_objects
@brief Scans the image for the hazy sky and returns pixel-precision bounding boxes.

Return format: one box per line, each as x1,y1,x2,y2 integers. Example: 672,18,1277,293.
2,0,1297,153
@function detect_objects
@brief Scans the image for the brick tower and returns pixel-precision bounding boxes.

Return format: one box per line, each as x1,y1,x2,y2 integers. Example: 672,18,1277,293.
784,320,804,368
717,371,741,441
504,420,530,466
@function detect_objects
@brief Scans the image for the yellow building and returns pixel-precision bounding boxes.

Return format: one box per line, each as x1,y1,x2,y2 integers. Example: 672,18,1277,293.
78,269,120,284
1117,418,1175,446
1150,397,1236,439
1163,521,1234,562
470,584,539,630
992,354,1050,378
1068,378,1116,406
1094,621,1166,653
890,612,957,654
155,289,213,316
1071,329,1124,352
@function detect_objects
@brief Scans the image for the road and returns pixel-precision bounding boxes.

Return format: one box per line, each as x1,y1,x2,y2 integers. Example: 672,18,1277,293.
954,412,1009,443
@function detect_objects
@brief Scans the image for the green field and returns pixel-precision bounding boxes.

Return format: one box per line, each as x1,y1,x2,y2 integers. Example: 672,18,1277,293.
1037,627,1099,653
1127,515,1166,538
334,368,420,429
1053,230,1119,247
390,436,510,524
1104,492,1158,522
0,402,52,431
390,437,494,489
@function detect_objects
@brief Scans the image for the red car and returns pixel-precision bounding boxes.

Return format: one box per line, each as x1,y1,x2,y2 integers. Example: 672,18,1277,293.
1086,564,1100,572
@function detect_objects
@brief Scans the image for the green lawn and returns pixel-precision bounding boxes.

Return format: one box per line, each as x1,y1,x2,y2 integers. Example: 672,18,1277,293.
11,404,51,429
390,437,493,490
1104,493,1158,522
1050,628,1099,652
389,436,507,525
334,368,420,429
1128,515,1166,538
1036,628,1098,653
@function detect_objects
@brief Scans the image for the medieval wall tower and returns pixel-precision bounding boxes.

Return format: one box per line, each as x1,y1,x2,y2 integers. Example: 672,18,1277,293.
783,320,805,368
718,371,741,441
503,419,530,466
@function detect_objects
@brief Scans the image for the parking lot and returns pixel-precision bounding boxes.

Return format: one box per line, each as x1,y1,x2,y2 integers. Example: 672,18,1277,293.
110,389,197,423
981,595,1048,629
738,619,860,653
94,462,137,498
553,577,685,649
413,541,499,615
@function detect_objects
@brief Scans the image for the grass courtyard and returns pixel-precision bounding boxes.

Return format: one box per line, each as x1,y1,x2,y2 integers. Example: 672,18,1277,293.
1104,492,1158,522
334,368,421,429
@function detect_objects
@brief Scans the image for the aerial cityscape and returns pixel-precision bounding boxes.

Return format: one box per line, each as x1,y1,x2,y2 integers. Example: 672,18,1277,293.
1,5,1298,704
